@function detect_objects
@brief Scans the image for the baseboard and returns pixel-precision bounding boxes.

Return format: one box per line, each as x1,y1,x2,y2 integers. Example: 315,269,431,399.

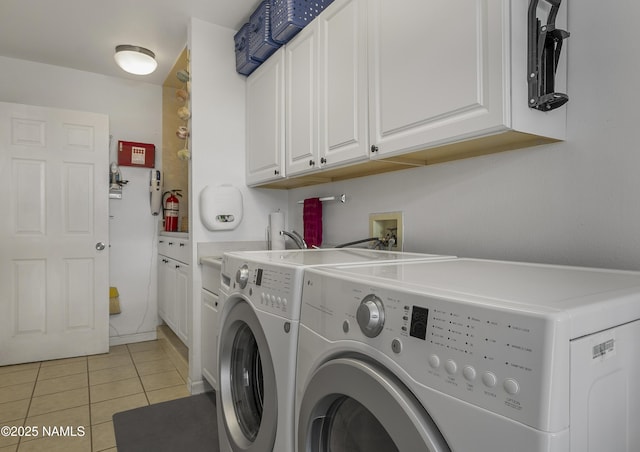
109,331,157,347
188,378,208,395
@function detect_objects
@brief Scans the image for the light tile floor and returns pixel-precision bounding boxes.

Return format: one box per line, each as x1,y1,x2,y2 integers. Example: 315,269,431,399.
0,327,190,452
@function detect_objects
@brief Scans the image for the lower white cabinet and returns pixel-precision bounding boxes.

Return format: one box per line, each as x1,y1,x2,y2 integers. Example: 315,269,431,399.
175,264,189,344
158,237,190,347
201,289,219,389
201,258,222,390
158,257,176,328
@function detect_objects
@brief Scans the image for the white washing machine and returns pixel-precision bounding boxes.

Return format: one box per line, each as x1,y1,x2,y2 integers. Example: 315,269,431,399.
216,249,454,452
295,258,640,452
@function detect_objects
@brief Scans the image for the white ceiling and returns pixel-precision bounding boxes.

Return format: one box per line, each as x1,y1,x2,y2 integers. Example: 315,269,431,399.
0,0,262,85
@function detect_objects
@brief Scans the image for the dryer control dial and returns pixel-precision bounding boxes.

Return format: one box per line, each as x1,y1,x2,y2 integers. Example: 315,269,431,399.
236,264,249,289
357,294,385,338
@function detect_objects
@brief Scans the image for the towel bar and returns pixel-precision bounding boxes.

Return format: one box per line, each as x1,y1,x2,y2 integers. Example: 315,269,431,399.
297,194,346,204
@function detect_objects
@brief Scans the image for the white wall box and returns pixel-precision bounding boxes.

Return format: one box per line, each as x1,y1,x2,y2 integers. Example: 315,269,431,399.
157,236,191,346
253,0,568,189
246,47,286,186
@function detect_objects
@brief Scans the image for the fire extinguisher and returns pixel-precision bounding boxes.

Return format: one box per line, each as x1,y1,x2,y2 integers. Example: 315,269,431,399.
162,190,182,232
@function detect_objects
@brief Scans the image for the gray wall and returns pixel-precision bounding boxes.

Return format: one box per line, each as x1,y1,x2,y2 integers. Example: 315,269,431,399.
287,0,640,271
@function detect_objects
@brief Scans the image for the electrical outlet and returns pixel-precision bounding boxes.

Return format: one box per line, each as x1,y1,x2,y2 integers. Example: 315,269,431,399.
369,212,403,250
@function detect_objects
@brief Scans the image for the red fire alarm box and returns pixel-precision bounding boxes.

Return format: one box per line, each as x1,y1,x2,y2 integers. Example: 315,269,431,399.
118,141,155,168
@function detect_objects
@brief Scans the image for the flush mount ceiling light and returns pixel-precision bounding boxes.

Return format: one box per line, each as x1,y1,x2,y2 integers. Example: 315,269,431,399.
114,45,157,75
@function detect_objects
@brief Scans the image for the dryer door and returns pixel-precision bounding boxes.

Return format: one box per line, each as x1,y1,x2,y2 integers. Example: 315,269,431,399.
298,357,451,452
218,299,277,452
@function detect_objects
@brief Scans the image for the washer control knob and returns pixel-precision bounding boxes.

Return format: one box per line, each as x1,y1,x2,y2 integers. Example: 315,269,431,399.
356,294,385,338
503,378,520,395
482,371,498,388
444,360,458,375
236,264,249,289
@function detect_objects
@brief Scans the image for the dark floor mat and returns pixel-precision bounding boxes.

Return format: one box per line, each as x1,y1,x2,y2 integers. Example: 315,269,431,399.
113,391,218,452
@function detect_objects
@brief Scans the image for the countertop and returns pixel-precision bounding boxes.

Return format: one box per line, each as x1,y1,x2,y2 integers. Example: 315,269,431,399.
160,231,189,239
197,240,266,263
200,256,222,268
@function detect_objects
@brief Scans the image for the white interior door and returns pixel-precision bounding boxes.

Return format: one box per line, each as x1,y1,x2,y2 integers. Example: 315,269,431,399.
0,102,109,365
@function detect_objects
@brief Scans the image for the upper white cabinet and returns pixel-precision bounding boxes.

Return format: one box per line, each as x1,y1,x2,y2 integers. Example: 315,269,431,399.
248,0,567,188
246,48,286,186
285,24,318,175
367,0,565,160
286,0,369,177
368,0,505,157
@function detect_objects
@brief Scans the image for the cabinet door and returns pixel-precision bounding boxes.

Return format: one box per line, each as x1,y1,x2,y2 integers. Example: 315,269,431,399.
175,263,189,346
201,289,219,390
368,0,507,157
158,257,177,330
246,48,286,186
158,258,167,319
318,0,369,167
286,24,319,176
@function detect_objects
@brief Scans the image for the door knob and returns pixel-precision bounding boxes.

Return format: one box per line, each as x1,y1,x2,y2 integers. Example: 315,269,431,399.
95,242,106,251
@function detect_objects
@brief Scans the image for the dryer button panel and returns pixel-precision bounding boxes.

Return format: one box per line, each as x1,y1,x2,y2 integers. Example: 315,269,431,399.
251,264,302,320
399,293,553,429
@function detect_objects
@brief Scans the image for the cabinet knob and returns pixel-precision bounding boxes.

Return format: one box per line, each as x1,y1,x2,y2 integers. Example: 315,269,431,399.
309,160,315,166
168,242,174,246
320,157,327,164
175,265,180,269
274,169,280,175
179,243,185,247
370,145,379,153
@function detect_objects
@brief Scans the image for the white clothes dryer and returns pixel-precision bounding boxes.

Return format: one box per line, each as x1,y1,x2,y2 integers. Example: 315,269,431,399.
216,249,454,452
295,258,640,452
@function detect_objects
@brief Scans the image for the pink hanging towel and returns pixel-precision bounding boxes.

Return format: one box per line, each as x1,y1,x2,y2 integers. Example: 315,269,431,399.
303,197,323,248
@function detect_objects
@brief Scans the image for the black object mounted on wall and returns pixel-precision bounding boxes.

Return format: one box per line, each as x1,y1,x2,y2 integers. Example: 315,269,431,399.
527,0,570,111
